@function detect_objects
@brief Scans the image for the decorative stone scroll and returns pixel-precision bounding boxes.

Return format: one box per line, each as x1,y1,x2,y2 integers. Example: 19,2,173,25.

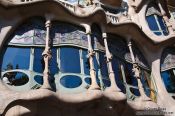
161,47,175,71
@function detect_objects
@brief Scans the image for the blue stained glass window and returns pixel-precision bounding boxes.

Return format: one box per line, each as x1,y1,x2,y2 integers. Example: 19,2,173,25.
60,47,81,73
125,63,138,86
2,47,30,71
3,72,29,86
33,48,58,74
34,75,43,85
146,15,159,31
50,48,59,75
161,70,175,93
60,75,82,88
82,50,90,75
33,48,44,73
112,57,125,91
146,15,169,36
157,16,166,30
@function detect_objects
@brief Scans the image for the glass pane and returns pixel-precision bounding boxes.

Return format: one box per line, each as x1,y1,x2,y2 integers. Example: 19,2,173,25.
60,75,82,88
50,48,59,75
2,47,30,71
112,57,125,91
146,15,159,31
99,52,108,78
2,71,29,86
82,50,90,75
102,79,111,87
125,63,138,86
33,48,44,73
154,32,162,36
157,16,168,34
34,48,58,74
161,70,175,93
130,88,140,96
60,47,81,73
34,75,43,85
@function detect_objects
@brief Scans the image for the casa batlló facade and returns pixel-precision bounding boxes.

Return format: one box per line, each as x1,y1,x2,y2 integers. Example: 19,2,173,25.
0,0,175,116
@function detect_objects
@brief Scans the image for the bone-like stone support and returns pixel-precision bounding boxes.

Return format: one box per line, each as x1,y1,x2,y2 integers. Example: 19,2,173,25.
41,18,52,90
103,33,121,92
127,39,150,100
83,24,100,90
157,0,174,34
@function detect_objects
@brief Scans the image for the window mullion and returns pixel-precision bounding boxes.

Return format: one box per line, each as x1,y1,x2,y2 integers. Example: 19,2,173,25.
154,15,163,35
80,49,84,75
29,48,34,71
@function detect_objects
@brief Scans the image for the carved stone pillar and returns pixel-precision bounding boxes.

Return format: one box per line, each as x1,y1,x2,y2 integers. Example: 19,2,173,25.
82,24,100,90
41,16,52,90
127,39,151,101
157,0,174,35
103,33,121,92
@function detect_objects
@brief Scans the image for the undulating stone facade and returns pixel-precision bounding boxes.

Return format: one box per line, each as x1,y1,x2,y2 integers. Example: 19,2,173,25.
0,0,175,116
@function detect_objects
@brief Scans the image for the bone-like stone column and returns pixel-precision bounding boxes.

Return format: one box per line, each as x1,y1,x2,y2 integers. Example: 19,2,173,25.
102,33,121,92
127,39,150,101
157,0,174,35
82,24,100,90
41,15,52,90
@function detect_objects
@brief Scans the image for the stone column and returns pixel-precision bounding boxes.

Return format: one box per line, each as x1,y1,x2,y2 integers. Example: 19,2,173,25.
82,24,100,90
127,39,150,100
157,0,174,35
103,33,121,92
41,16,52,90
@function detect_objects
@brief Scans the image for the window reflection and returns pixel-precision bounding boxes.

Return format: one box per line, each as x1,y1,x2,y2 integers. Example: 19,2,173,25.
60,75,82,88
2,47,30,71
82,50,90,75
33,48,44,73
34,75,43,85
2,71,29,86
60,47,81,73
33,48,58,74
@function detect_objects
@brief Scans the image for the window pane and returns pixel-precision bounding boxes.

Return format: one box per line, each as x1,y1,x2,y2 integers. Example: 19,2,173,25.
125,63,138,86
2,71,29,86
157,16,167,31
50,48,59,75
34,75,43,85
60,47,81,73
2,47,30,71
99,52,108,78
34,48,58,74
60,75,82,88
33,48,44,73
146,15,159,31
161,70,175,93
112,57,125,92
154,32,162,35
82,50,90,75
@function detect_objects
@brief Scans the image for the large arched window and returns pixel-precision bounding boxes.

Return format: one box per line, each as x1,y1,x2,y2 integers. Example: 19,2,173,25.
161,47,175,94
146,1,169,36
108,34,157,100
1,18,46,91
1,18,109,93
